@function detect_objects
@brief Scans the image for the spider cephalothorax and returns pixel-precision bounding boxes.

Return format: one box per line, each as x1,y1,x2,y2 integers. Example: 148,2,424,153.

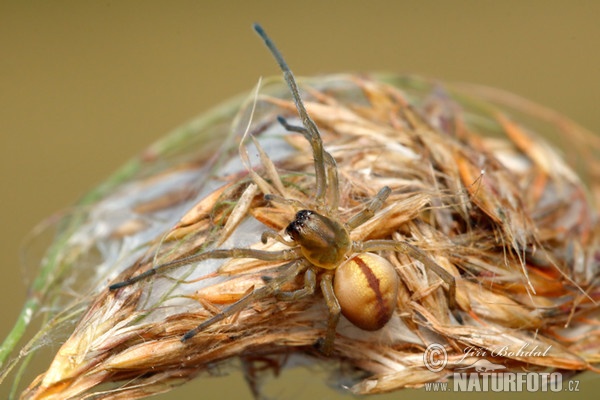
109,23,456,355
285,210,351,269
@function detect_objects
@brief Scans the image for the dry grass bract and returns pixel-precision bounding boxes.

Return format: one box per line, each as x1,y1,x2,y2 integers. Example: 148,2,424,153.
20,73,599,399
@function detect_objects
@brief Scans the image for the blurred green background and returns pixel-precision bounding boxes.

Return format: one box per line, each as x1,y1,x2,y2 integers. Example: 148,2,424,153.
1,1,598,399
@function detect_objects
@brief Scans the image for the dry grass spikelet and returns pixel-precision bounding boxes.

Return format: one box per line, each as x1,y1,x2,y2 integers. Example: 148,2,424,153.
6,28,599,400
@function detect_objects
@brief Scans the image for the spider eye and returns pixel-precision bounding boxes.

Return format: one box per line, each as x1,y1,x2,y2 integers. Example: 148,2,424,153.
285,210,313,240
295,209,314,222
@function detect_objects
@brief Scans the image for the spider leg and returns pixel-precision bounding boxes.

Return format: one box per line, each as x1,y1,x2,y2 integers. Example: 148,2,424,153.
109,247,301,290
356,239,456,308
182,259,308,341
318,271,341,355
264,193,307,209
261,230,295,246
277,116,339,213
274,267,316,301
345,186,391,231
253,24,329,210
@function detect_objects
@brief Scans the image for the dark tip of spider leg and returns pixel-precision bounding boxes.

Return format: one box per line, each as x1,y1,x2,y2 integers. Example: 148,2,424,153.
261,275,273,283
277,115,306,134
181,329,197,342
314,337,330,355
276,115,287,126
314,337,324,349
108,283,122,291
252,22,263,35
109,268,157,291
109,281,130,291
252,24,292,75
453,309,464,325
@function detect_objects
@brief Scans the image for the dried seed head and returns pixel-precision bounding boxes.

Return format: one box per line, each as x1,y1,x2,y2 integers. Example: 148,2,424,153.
7,24,598,400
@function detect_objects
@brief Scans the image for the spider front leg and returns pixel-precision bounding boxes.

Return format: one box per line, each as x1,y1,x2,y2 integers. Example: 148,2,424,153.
277,116,339,213
182,259,309,341
254,24,347,215
253,25,328,207
356,239,456,308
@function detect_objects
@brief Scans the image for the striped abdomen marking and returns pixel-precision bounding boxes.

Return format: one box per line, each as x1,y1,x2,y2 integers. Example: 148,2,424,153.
333,253,399,331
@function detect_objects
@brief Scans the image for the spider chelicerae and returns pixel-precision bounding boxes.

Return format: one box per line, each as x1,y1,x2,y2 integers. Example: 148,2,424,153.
110,23,456,355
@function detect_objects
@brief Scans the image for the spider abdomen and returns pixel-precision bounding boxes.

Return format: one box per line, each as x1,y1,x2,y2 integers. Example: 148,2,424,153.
333,253,399,331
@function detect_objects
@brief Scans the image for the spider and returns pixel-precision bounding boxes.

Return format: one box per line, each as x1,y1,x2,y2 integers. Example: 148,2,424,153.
110,23,456,355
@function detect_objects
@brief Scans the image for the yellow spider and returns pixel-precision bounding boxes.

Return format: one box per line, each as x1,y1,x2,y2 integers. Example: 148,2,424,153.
110,23,455,355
